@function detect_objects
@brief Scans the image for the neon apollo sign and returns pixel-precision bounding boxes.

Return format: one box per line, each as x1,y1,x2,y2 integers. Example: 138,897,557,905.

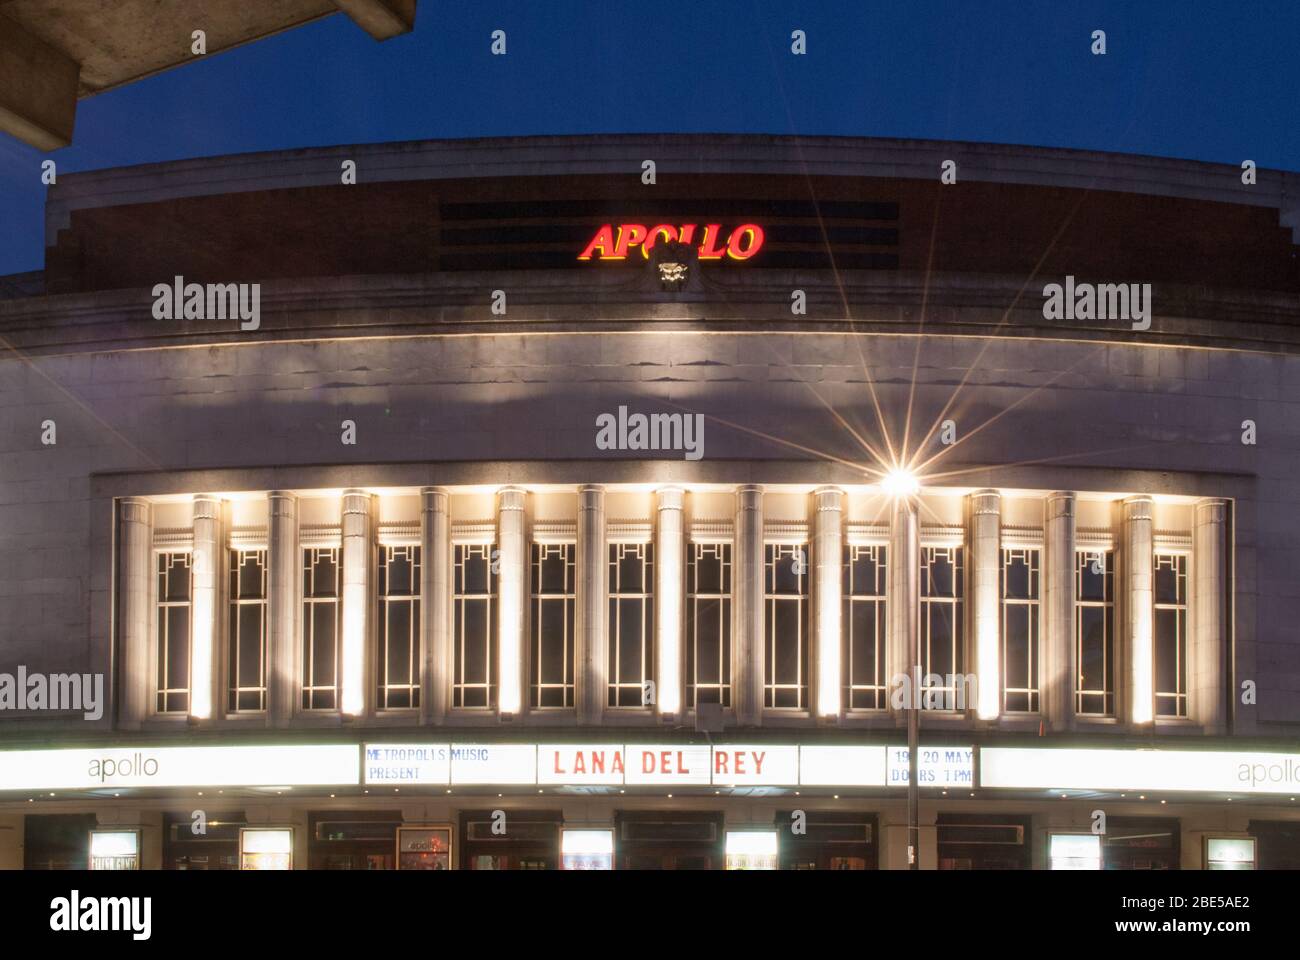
577,223,765,261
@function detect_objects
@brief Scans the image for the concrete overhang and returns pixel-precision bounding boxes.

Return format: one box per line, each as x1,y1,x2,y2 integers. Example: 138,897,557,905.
0,0,417,150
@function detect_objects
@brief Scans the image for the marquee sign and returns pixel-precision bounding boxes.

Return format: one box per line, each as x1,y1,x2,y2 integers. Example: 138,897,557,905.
980,747,1300,795
364,743,968,788
577,223,765,261
5,742,1293,794
0,744,360,790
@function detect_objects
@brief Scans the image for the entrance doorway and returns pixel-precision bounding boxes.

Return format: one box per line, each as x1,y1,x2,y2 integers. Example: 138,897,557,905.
460,809,561,869
1103,817,1180,870
937,813,1031,869
615,811,723,870
778,811,877,869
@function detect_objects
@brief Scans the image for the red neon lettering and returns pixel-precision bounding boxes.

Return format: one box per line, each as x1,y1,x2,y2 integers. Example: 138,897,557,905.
612,751,624,775
640,224,679,259
580,223,765,261
697,224,728,260
642,751,655,774
612,223,647,259
715,751,729,775
734,752,746,775
577,224,616,260
573,752,586,774
752,751,765,775
592,752,604,775
726,224,764,260
553,751,564,774
661,750,672,773
677,750,689,774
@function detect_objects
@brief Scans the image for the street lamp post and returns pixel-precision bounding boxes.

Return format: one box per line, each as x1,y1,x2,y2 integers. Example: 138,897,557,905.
888,476,921,870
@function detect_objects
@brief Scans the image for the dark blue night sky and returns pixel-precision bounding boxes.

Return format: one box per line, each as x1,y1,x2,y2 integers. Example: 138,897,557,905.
2,0,1297,274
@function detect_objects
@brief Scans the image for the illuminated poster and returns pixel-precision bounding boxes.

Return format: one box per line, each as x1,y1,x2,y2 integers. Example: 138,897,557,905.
561,829,614,870
397,826,453,870
240,827,293,871
725,831,778,870
89,830,140,871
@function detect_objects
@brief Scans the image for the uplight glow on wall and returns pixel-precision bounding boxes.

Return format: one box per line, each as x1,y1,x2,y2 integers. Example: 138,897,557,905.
189,582,214,720
340,584,366,716
656,489,683,716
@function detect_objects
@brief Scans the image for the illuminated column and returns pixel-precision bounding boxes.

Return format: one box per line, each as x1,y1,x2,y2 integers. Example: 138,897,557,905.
733,485,764,726
655,487,684,718
340,489,372,717
496,486,527,717
267,491,298,727
576,485,606,725
887,494,919,719
812,487,844,719
189,495,220,721
970,490,1001,721
421,487,450,724
1124,496,1154,725
119,498,153,730
1043,492,1076,731
1192,499,1227,733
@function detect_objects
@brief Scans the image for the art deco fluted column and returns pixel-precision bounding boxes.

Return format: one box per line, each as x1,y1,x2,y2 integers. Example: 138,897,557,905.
1192,499,1227,733
189,494,220,721
1043,492,1076,730
118,498,153,730
812,487,844,719
655,487,684,718
1124,495,1155,725
733,485,764,726
340,489,372,717
576,485,606,725
421,487,450,724
496,486,527,717
970,490,1001,720
267,491,298,727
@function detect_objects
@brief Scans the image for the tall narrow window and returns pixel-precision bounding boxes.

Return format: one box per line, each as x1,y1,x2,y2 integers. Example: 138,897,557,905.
228,549,267,713
156,552,192,714
843,543,887,710
608,542,654,707
378,545,421,709
687,542,732,708
764,543,808,709
1075,550,1114,716
1154,553,1188,718
531,542,575,708
920,546,964,708
453,543,497,708
302,547,340,710
1001,548,1040,713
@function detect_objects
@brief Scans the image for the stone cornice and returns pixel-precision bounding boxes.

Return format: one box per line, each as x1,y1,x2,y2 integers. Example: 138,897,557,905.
1,269,1297,356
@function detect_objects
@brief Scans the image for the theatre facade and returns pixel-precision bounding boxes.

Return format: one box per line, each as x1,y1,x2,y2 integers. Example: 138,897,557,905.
0,135,1298,870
